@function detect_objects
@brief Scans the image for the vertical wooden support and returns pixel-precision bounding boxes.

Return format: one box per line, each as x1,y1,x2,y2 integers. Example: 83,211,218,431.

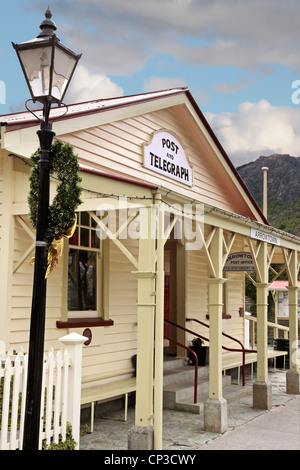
204,227,228,433
154,198,164,450
286,250,299,373
0,151,14,346
283,249,300,394
134,205,156,428
273,290,279,338
208,227,225,400
255,242,269,383
248,239,270,383
249,240,272,409
288,284,298,371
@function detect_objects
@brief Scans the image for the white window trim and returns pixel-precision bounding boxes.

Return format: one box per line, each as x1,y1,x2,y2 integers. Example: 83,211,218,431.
67,211,103,319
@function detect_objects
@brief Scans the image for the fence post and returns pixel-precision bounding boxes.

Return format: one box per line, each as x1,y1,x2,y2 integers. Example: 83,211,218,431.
59,332,86,450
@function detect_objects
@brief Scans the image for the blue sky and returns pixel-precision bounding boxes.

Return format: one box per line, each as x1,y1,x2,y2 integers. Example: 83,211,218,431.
1,0,300,166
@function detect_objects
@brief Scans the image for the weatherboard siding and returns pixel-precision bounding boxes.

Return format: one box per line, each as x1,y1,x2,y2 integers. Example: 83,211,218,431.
80,238,138,385
0,155,3,253
2,102,249,385
59,107,242,214
186,233,245,349
10,213,139,384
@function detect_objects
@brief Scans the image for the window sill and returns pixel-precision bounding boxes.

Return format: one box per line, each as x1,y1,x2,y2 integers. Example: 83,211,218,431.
56,317,114,329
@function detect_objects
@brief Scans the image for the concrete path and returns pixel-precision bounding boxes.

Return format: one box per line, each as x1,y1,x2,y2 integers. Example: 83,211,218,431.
201,396,299,450
80,368,300,451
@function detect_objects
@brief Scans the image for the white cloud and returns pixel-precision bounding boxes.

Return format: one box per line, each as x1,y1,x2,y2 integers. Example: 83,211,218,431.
45,0,300,76
144,76,187,92
213,78,254,95
206,100,300,166
65,65,123,104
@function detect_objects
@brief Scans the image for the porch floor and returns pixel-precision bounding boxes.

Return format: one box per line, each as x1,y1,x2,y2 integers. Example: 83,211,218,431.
79,367,299,450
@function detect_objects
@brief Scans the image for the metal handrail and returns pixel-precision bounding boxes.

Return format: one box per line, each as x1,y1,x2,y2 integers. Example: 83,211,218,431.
165,317,256,386
186,317,257,386
164,334,198,403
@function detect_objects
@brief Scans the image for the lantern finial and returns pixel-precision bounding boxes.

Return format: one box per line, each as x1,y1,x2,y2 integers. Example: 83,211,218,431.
37,6,57,38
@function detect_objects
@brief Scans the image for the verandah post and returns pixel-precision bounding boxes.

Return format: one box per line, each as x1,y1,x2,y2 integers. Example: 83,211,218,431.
286,250,300,394
204,227,228,433
253,241,272,409
128,204,156,450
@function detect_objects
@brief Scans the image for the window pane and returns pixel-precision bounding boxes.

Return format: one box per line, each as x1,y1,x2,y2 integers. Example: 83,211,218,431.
80,227,89,247
70,227,78,245
68,249,97,311
91,231,100,249
81,211,90,226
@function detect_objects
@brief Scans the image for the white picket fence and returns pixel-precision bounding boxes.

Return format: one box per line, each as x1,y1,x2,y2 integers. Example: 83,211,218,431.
0,333,86,450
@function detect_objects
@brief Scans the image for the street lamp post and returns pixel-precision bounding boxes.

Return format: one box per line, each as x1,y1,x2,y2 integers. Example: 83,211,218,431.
12,8,81,450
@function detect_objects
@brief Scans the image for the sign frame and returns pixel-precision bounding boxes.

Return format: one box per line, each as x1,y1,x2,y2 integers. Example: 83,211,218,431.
223,252,255,272
143,129,193,187
250,228,281,246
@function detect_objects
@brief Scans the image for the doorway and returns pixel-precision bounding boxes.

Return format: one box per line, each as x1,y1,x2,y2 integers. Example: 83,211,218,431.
164,241,186,356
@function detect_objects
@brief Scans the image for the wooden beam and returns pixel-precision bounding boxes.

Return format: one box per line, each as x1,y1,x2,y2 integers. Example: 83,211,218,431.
89,211,138,269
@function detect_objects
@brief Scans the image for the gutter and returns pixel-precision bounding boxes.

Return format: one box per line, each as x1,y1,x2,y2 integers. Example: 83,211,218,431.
80,166,158,191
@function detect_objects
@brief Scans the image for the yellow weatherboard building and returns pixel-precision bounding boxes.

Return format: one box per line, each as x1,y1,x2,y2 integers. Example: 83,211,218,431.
0,87,299,450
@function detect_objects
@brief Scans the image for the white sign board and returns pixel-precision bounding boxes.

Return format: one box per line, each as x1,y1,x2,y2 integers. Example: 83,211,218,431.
143,130,193,187
250,228,281,246
278,291,289,317
278,290,300,318
224,252,255,272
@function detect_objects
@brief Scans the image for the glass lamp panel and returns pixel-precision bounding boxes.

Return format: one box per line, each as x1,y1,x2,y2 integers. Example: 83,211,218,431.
17,45,53,101
52,45,78,102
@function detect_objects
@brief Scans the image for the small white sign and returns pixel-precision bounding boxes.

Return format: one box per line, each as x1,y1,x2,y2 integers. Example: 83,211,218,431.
143,130,193,187
224,252,255,272
250,228,281,246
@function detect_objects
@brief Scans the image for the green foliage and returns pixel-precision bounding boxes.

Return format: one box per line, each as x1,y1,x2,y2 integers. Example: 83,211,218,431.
28,140,82,241
191,337,203,348
0,362,22,432
237,154,300,236
42,422,77,450
1,369,77,450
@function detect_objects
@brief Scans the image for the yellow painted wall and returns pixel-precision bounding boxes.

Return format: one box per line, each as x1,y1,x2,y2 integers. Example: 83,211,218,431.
186,233,245,349
8,202,139,385
58,106,254,218
1,104,252,383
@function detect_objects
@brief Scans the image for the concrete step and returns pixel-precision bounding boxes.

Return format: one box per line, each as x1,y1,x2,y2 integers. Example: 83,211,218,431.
163,364,209,387
162,355,253,414
163,356,186,371
167,381,253,414
163,374,231,411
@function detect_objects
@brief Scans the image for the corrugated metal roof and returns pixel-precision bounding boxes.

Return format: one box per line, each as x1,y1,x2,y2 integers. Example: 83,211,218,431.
0,87,188,129
0,86,268,225
269,280,300,290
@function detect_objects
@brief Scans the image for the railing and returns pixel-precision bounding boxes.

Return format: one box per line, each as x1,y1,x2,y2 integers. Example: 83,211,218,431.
186,318,257,386
164,317,257,387
0,333,85,450
164,334,198,403
0,349,27,450
247,315,289,348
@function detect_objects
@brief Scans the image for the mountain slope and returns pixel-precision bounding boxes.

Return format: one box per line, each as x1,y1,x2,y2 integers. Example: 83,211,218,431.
237,154,300,235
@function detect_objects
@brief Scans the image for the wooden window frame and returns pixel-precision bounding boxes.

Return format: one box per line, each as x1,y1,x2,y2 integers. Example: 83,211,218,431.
56,212,112,329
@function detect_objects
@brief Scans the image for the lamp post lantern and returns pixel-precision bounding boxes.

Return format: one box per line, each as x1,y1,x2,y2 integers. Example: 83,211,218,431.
12,7,81,450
